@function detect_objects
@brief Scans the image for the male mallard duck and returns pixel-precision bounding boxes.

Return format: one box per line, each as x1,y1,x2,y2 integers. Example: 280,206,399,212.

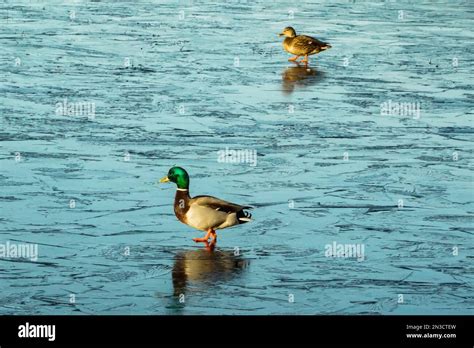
159,166,253,244
279,26,331,65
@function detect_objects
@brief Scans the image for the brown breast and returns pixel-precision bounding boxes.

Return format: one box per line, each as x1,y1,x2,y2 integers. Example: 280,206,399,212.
174,190,190,224
283,37,294,53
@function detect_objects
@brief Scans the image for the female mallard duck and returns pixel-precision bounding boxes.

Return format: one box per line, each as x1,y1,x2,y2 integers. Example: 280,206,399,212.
279,26,331,65
159,166,252,243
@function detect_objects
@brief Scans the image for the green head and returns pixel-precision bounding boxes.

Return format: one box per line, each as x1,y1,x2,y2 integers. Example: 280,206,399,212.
159,166,189,189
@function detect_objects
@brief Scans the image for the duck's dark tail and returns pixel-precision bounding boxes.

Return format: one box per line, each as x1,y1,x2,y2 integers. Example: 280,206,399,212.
237,209,253,224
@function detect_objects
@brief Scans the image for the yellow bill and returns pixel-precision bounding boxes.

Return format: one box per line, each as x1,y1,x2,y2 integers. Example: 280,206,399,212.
159,176,170,183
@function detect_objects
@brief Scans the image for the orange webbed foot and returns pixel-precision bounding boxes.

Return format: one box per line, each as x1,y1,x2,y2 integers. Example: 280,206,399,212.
300,55,309,66
192,229,216,243
203,239,217,252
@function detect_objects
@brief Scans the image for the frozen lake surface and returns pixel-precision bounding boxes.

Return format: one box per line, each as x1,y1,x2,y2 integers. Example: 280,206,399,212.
0,0,473,314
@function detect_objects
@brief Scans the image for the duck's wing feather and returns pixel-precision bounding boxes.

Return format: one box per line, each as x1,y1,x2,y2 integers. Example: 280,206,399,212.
191,195,252,213
293,35,329,51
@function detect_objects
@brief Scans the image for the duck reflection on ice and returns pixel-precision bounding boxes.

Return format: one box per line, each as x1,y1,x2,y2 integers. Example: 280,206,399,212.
282,65,323,94
172,244,249,297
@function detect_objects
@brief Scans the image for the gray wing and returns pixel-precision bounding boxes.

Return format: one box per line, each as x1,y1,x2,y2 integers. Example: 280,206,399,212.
191,195,252,214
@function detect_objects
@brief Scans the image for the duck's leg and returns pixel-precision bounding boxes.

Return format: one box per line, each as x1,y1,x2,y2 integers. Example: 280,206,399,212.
300,55,309,66
193,228,214,243
210,230,217,242
203,239,217,252
288,55,300,62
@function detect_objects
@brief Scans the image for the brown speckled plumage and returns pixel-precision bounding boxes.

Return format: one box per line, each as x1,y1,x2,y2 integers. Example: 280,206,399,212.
279,26,331,65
